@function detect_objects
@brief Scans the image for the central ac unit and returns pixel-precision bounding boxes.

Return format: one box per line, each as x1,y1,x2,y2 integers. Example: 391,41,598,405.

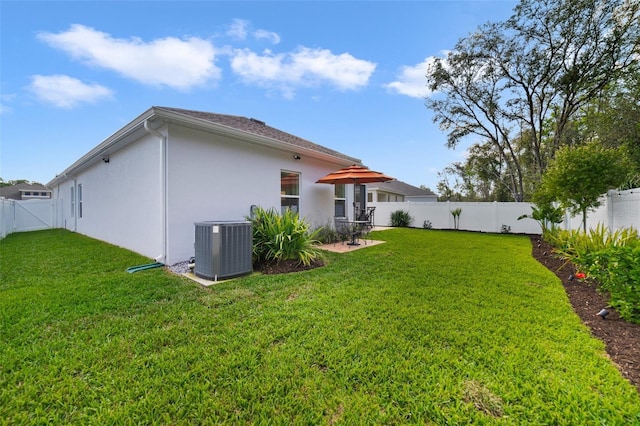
194,221,253,280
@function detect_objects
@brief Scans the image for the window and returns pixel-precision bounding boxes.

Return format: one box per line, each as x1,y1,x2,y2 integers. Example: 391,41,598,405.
77,184,83,218
281,171,299,214
70,187,75,217
334,184,346,217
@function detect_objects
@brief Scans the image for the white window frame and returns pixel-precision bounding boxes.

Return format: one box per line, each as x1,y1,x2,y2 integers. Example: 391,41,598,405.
334,184,346,217
280,170,300,214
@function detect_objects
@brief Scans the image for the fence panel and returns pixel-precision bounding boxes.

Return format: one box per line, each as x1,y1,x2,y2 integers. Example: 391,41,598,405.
0,198,63,239
609,189,640,231
370,187,640,235
0,199,15,239
371,201,539,234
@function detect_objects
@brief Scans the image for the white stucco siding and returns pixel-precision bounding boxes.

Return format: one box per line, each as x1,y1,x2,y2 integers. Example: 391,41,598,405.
53,180,75,231
163,124,349,264
56,134,164,261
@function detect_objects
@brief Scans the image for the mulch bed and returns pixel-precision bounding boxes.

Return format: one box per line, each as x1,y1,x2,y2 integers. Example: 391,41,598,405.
255,259,324,275
529,235,640,392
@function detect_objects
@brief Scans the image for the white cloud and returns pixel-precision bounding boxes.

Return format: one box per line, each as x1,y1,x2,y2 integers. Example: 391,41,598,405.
254,29,280,44
38,24,221,91
227,19,249,40
227,19,280,45
29,74,113,108
385,57,439,98
230,47,376,97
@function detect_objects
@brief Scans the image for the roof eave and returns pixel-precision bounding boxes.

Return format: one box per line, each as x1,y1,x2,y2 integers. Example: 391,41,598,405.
47,108,156,187
47,107,361,187
153,108,361,166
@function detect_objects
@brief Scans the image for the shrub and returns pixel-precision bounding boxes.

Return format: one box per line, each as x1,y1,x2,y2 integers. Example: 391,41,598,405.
314,221,341,244
423,220,433,229
586,244,640,323
517,203,564,234
390,210,413,227
545,225,640,323
545,224,638,266
247,207,325,267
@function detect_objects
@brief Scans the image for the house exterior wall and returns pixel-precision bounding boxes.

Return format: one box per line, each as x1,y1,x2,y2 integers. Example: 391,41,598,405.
161,124,352,264
370,190,405,203
369,189,437,203
52,134,164,261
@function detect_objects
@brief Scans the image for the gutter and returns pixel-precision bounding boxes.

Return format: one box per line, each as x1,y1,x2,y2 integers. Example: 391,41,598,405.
144,119,168,264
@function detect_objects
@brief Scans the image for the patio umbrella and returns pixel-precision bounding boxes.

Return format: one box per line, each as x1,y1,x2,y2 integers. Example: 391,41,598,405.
316,164,395,221
315,164,394,185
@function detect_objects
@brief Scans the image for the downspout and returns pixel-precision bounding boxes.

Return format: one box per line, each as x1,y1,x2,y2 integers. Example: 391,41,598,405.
73,177,77,232
144,120,168,264
56,181,64,229
63,173,78,232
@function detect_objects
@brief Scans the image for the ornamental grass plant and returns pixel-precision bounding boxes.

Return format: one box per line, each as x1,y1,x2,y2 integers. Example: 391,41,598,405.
2,229,640,424
247,206,324,267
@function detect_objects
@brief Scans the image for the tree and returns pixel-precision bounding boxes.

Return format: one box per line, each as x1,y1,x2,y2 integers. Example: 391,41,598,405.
534,143,632,231
426,0,640,200
435,137,536,201
0,178,34,188
580,68,640,187
436,164,467,201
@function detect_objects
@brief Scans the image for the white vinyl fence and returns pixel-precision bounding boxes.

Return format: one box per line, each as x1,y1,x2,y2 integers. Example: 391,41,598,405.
0,198,63,240
370,188,640,235
564,188,640,232
1,188,637,241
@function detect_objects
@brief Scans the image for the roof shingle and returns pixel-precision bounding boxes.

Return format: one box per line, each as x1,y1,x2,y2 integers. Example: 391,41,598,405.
156,107,358,162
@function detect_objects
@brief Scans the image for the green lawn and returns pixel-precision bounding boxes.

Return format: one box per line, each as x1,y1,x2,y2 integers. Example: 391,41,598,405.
1,229,639,424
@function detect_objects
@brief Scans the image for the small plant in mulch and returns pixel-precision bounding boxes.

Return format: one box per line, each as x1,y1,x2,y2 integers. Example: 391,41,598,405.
247,206,325,274
451,208,462,230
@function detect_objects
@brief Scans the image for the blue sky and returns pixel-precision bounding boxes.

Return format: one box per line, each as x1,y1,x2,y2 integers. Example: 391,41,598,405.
1,0,517,191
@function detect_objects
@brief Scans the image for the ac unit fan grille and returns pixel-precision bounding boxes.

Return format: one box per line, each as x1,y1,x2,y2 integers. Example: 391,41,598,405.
194,221,252,280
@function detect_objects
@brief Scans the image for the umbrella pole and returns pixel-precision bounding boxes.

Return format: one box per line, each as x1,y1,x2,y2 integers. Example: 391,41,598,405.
353,184,367,220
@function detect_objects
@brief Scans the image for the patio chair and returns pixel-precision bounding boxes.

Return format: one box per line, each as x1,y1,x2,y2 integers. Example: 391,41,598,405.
356,207,375,245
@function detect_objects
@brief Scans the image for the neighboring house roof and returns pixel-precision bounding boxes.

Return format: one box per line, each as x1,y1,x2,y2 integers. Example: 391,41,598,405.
368,180,437,197
48,106,361,187
0,183,50,200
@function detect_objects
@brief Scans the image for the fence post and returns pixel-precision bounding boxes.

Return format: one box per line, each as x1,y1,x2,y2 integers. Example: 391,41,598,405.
607,190,615,233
